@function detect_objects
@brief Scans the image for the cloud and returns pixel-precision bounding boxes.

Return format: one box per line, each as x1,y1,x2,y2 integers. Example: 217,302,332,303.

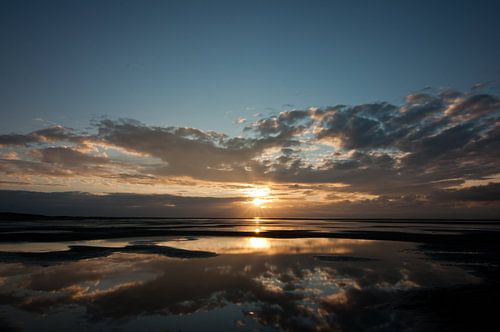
0,186,498,218
35,147,109,166
0,190,247,217
0,89,499,216
0,125,81,147
432,182,500,203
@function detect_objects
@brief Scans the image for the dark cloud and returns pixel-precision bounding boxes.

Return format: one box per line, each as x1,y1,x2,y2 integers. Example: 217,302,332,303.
0,134,38,147
0,187,498,218
0,190,245,217
0,125,80,147
446,94,500,121
432,182,500,202
316,103,398,149
244,109,310,138
36,147,109,166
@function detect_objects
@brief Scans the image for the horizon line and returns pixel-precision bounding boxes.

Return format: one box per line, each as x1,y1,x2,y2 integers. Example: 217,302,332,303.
1,212,499,223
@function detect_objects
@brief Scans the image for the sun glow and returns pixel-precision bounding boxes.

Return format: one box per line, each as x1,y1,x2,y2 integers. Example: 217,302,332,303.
247,187,271,198
252,197,270,207
248,237,270,249
245,187,272,208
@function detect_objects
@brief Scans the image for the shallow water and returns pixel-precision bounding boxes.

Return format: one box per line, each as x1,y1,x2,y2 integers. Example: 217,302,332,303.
0,218,498,331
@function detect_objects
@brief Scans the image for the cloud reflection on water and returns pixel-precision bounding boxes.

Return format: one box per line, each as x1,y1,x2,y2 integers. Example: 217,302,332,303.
0,237,480,331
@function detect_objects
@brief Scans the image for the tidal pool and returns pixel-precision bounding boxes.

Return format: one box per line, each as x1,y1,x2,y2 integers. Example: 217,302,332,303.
0,237,487,331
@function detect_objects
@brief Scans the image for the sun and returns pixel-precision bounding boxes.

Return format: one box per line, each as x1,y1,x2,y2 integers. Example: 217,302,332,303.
245,187,272,208
252,197,267,207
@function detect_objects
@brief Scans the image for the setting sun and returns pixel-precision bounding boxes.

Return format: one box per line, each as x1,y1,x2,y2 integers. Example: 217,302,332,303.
244,186,272,208
252,197,267,207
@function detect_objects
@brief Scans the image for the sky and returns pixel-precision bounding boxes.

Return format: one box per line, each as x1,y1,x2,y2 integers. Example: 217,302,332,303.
0,0,499,217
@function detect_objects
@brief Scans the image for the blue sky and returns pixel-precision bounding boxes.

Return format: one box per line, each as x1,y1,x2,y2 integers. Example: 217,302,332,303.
1,0,499,136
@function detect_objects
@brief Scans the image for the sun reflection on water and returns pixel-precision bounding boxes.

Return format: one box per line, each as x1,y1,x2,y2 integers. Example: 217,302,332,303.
248,237,270,250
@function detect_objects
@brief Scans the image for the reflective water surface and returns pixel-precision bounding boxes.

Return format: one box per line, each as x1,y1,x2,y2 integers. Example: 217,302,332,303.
0,218,498,331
